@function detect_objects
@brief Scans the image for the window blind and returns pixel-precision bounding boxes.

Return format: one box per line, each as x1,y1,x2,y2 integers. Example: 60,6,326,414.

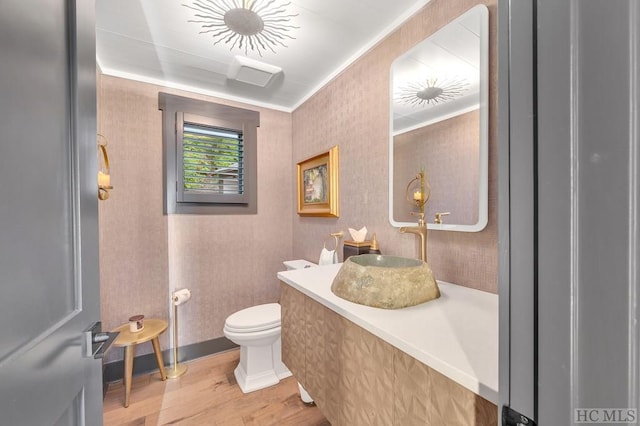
181,122,244,197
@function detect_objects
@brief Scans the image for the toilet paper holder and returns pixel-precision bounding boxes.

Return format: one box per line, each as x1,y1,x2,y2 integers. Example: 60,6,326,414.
167,288,191,379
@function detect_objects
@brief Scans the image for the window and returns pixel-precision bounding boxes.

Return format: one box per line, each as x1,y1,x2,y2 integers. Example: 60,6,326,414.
159,93,259,214
178,114,246,203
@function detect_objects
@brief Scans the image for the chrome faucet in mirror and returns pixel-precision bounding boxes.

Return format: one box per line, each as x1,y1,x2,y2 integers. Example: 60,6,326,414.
389,5,489,232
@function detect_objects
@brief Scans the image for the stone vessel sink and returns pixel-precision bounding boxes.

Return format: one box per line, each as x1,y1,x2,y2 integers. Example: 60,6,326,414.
331,254,440,309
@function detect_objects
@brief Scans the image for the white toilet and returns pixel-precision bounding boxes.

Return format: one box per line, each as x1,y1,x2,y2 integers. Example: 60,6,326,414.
223,259,316,394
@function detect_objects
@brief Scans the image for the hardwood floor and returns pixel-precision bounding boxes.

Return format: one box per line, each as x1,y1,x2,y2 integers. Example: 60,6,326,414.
103,349,329,426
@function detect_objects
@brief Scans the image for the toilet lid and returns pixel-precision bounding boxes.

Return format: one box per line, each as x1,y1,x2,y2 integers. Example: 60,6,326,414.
225,303,281,333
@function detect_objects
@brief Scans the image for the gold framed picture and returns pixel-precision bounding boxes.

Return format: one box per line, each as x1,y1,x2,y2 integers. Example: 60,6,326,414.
297,146,339,217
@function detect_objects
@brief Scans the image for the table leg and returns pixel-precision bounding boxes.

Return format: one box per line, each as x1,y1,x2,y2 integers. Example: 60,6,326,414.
151,337,167,380
123,345,134,408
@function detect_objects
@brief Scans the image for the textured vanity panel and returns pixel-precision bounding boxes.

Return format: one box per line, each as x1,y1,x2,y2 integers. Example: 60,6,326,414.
393,348,431,424
394,348,498,425
280,284,306,382
429,366,498,425
322,305,344,424
304,296,327,407
281,284,498,425
305,296,344,424
340,320,395,425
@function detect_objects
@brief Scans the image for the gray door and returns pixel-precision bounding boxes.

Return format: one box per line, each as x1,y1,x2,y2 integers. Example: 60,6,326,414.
500,0,640,424
0,0,102,425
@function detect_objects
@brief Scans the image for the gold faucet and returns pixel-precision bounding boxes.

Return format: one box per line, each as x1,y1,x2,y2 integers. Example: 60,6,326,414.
434,212,451,224
400,170,430,262
400,212,428,262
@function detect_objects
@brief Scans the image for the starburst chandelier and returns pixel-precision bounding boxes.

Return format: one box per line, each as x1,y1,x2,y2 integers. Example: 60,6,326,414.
397,78,469,107
183,0,298,56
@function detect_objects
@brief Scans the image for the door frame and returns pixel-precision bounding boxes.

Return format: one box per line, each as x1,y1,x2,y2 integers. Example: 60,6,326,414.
499,1,640,424
498,0,538,421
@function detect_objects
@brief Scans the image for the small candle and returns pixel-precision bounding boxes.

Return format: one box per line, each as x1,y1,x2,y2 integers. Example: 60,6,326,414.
98,171,110,187
129,315,144,333
413,190,423,201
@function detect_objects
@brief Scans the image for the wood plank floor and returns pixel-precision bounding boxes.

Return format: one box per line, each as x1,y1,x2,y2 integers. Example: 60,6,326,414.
103,349,329,426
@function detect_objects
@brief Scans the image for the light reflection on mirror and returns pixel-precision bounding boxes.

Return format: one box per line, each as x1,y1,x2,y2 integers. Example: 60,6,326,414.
389,4,488,232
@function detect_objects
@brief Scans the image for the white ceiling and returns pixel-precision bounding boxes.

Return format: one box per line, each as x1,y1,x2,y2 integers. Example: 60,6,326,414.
392,5,485,133
96,0,432,112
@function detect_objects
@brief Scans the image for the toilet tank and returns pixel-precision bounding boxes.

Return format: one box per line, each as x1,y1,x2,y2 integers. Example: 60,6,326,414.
283,259,316,270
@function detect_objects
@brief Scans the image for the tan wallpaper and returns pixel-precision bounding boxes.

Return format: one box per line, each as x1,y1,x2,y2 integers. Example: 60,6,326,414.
291,0,498,293
98,76,293,361
98,0,498,363
393,110,480,225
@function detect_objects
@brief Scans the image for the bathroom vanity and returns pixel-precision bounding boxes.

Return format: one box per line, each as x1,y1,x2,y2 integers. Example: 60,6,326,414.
278,263,498,425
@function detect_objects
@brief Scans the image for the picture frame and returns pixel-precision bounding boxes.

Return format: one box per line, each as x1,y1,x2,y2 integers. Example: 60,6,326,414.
297,145,339,217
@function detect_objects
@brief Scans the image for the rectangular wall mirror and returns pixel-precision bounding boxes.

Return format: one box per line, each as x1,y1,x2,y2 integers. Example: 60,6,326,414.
389,4,489,232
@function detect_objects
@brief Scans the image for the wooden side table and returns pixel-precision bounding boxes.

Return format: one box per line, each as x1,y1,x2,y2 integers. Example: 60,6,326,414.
112,318,168,407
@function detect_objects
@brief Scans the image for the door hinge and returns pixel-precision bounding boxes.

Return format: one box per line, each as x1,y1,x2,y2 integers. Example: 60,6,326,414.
503,406,537,426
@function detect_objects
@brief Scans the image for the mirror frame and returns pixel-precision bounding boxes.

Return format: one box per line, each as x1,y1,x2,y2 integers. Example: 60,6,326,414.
388,4,489,232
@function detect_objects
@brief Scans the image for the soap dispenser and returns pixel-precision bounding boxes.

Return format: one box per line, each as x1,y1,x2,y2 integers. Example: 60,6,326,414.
368,233,382,255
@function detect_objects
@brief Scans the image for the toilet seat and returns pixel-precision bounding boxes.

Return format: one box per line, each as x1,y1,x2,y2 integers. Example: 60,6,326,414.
225,303,281,333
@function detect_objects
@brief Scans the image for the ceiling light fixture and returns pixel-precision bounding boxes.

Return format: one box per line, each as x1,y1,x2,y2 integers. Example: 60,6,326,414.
183,0,298,56
397,78,469,107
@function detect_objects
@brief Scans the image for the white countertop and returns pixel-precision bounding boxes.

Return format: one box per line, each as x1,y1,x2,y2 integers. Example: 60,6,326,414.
278,263,499,404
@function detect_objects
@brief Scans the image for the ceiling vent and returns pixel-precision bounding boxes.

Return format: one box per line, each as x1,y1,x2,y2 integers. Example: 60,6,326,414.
226,56,282,87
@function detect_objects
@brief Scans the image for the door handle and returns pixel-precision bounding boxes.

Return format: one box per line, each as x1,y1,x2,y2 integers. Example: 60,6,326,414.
84,321,119,359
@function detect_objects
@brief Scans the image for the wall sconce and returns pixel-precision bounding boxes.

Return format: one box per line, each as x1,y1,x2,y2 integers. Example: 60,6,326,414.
405,169,431,224
97,134,113,200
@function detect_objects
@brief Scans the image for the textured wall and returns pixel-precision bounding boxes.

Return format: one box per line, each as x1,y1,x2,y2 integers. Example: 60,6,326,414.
98,76,293,360
291,0,498,293
98,0,499,364
393,110,480,225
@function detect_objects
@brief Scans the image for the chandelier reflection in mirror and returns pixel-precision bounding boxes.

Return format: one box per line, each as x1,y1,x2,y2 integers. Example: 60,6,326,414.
183,0,298,56
398,78,469,107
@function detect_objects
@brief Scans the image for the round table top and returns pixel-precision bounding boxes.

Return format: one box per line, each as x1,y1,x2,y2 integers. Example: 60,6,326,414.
112,318,168,347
